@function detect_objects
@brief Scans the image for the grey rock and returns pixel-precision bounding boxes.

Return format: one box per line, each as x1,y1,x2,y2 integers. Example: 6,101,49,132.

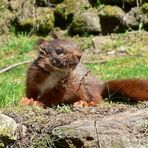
92,36,112,51
123,7,141,29
123,3,148,30
0,113,27,147
140,3,148,29
0,113,18,138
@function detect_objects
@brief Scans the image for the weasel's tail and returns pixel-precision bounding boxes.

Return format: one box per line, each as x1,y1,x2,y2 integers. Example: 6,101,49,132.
102,79,148,101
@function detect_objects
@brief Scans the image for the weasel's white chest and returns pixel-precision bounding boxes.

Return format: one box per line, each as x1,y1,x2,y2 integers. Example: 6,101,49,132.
38,72,67,94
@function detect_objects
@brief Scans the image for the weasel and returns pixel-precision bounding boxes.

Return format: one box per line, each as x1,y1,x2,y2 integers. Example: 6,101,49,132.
21,34,148,107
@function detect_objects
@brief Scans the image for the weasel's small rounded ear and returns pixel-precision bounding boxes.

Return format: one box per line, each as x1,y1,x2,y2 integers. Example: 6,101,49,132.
36,38,47,45
36,38,48,55
50,32,59,39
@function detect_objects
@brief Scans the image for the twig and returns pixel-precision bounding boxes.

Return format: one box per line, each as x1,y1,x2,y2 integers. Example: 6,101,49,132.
0,60,32,74
74,70,91,94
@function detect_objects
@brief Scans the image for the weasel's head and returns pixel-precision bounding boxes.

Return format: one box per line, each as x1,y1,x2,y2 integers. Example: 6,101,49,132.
37,33,82,71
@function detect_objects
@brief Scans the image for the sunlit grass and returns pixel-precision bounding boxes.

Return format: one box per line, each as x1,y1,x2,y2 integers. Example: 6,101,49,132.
0,34,36,107
0,34,36,67
0,66,27,107
86,56,148,80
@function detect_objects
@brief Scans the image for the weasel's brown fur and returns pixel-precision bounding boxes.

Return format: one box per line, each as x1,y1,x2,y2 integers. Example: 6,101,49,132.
21,35,148,107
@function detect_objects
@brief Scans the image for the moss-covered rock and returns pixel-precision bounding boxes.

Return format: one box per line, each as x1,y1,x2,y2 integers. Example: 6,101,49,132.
11,0,36,32
7,0,19,11
54,0,77,28
0,8,13,35
70,8,101,35
123,3,148,30
0,0,9,33
0,113,27,147
141,2,148,13
98,5,126,34
100,0,144,7
2,0,148,35
54,0,90,28
35,7,55,35
0,113,17,147
99,5,125,19
12,0,54,35
140,3,148,30
0,0,7,10
70,15,86,34
90,0,148,11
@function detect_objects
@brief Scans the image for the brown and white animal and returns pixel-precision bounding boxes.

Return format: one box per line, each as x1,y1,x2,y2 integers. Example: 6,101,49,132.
21,34,148,107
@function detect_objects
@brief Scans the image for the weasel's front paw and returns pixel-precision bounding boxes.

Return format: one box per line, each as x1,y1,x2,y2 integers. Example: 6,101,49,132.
73,100,89,107
73,100,97,107
33,100,45,107
20,97,35,105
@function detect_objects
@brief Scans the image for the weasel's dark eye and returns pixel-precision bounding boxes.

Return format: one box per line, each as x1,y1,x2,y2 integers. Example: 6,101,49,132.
55,48,63,55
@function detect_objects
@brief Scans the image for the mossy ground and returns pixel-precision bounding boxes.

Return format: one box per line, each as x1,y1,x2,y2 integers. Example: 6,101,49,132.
1,101,148,147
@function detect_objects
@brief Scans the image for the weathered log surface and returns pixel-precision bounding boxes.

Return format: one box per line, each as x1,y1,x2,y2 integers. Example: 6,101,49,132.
0,104,148,147
53,108,148,148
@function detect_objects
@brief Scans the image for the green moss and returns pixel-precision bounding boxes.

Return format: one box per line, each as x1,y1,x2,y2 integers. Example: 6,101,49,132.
20,19,34,26
140,120,148,134
0,0,7,10
56,104,72,113
55,0,76,20
0,142,4,148
36,8,54,34
71,14,86,32
0,9,13,35
70,8,101,34
16,7,54,34
0,127,16,140
141,3,148,13
0,1,11,34
19,18,34,30
11,1,54,34
99,5,125,19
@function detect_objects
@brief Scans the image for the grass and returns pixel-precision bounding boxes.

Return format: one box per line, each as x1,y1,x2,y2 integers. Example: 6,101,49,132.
0,34,36,107
0,34,36,67
0,33,148,108
102,31,148,55
86,56,148,80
